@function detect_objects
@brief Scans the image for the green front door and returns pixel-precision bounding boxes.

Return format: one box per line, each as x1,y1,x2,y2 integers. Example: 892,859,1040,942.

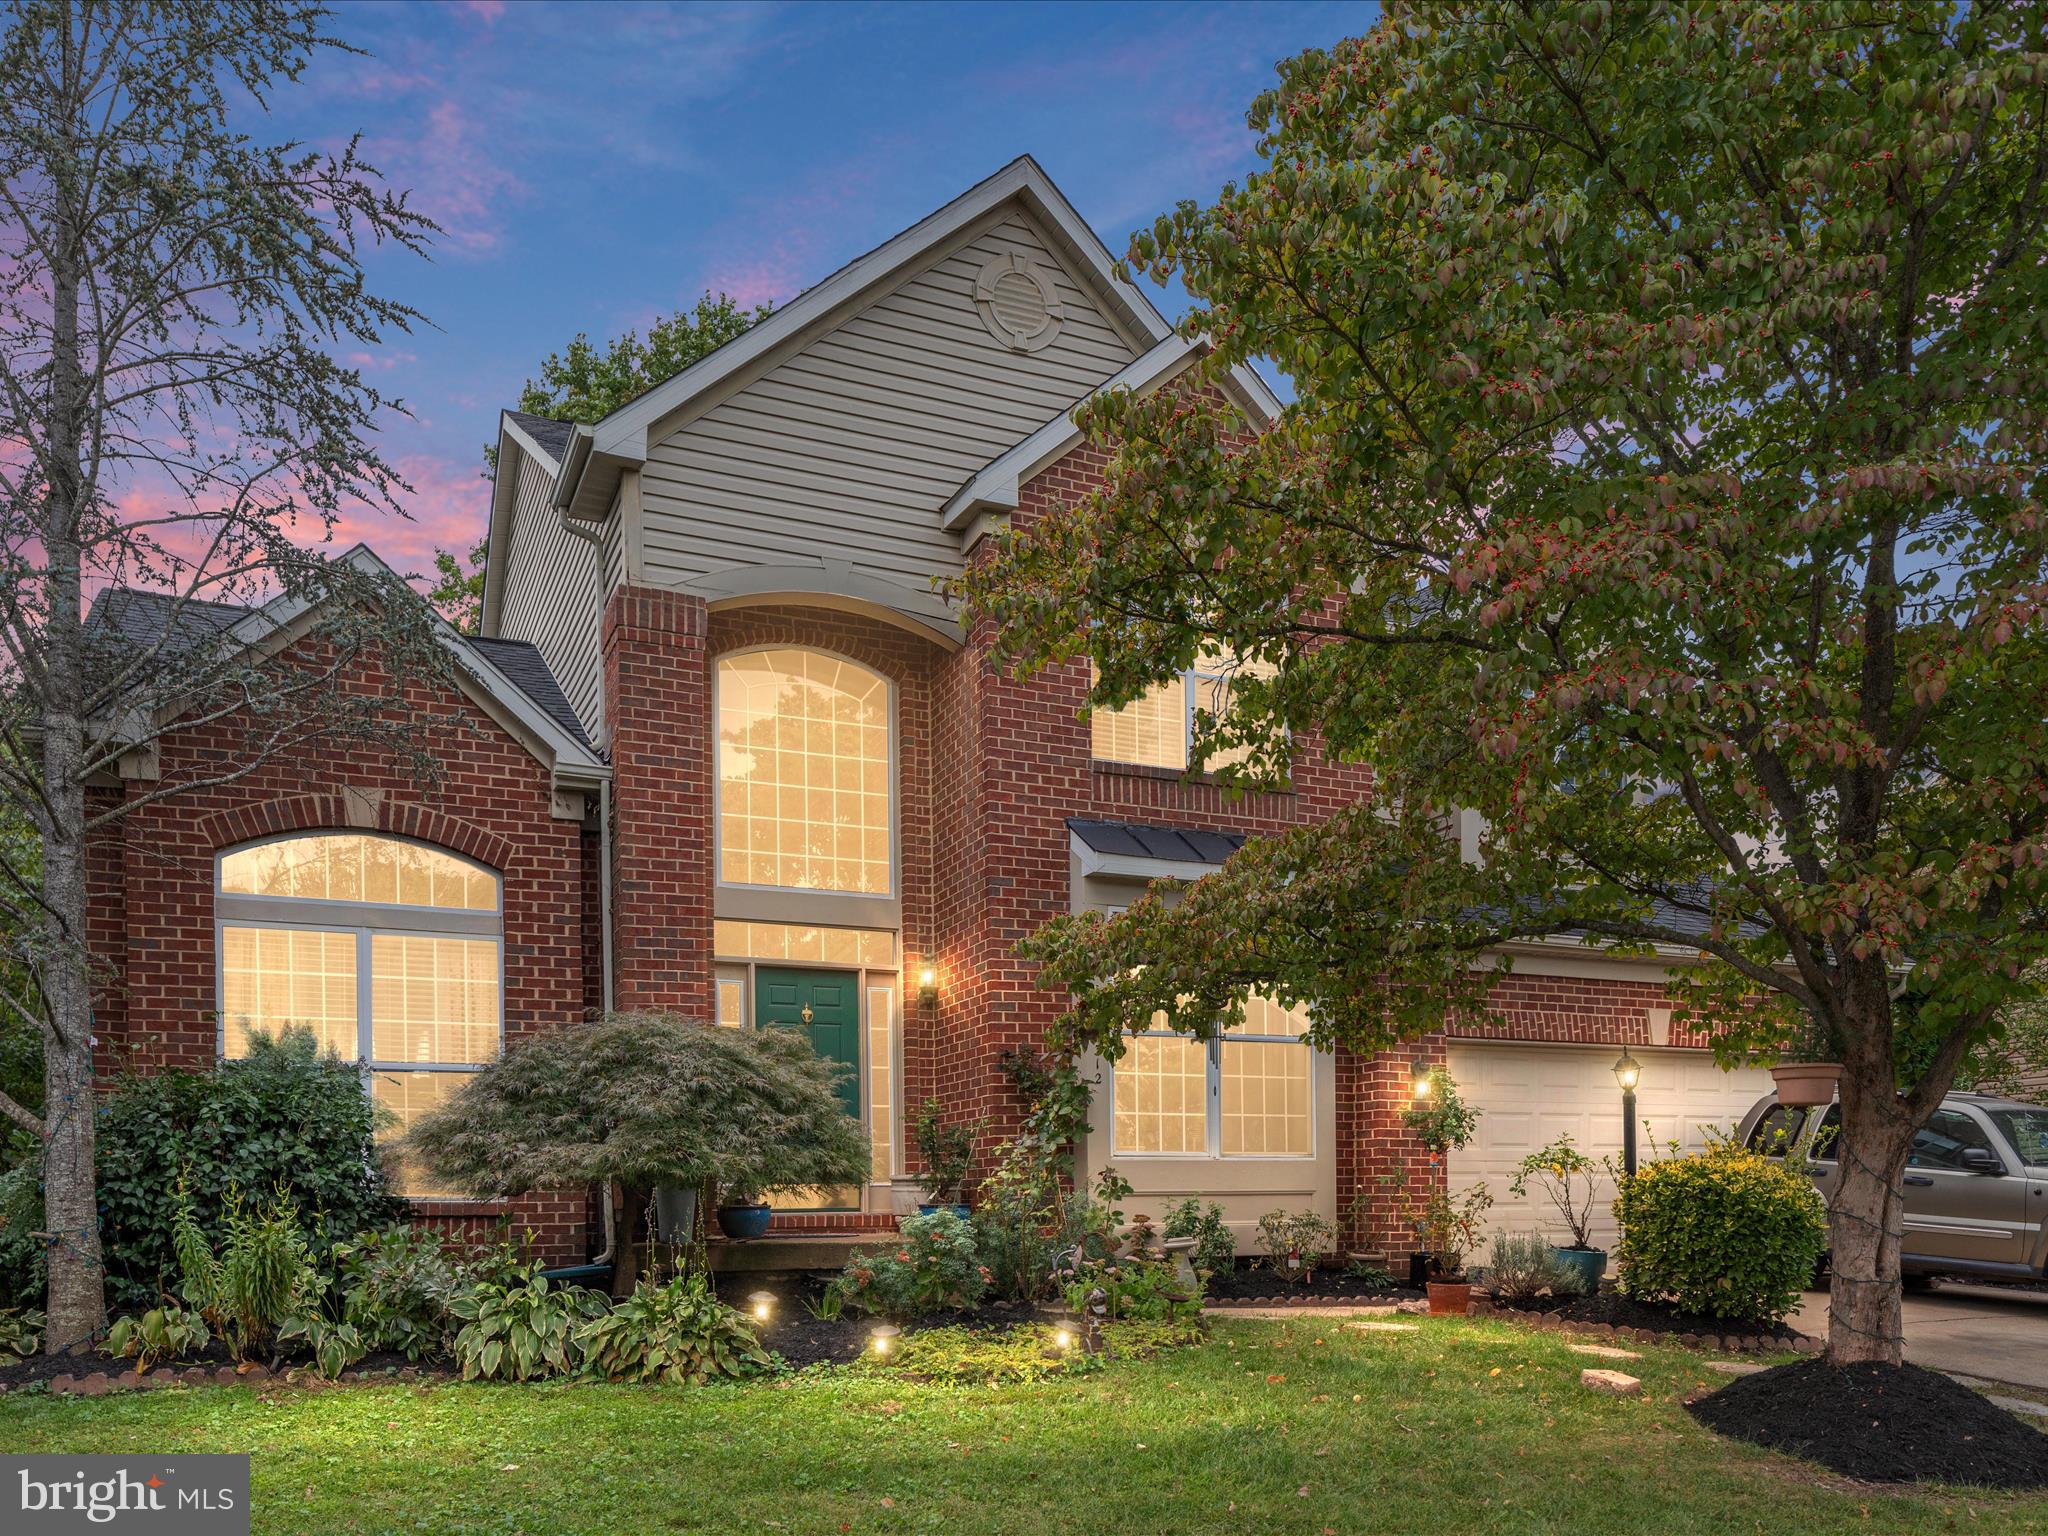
755,967,862,1209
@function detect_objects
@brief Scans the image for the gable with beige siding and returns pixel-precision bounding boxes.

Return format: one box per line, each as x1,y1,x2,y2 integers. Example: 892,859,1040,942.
497,445,603,738
634,210,1138,598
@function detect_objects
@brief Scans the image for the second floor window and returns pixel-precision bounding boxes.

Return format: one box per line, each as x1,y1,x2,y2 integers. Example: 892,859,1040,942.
1090,647,1276,774
717,647,893,895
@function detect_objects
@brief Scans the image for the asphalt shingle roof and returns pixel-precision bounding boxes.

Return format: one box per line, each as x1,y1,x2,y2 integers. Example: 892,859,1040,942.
1067,817,1245,867
86,586,595,752
85,588,250,655
468,636,594,750
504,411,574,466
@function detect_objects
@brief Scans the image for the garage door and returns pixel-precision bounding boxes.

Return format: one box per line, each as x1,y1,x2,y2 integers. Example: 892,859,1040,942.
1446,1043,1774,1249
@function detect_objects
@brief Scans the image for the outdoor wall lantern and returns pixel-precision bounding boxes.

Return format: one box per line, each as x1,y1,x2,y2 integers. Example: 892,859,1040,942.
1410,1059,1433,1100
916,962,939,1004
1612,1048,1642,1176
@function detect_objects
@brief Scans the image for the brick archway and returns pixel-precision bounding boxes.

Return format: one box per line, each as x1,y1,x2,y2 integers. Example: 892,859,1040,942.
195,790,516,872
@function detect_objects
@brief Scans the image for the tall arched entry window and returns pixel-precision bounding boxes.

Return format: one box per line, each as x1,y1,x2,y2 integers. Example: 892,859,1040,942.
716,648,893,895
713,647,900,1211
215,832,503,1197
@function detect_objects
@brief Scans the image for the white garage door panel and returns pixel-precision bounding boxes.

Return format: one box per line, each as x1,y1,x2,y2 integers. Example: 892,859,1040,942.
1447,1044,1774,1250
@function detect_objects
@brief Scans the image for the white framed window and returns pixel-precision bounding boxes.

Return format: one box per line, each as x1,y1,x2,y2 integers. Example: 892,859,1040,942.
215,832,503,1199
1090,645,1279,773
1112,992,1313,1160
715,648,894,896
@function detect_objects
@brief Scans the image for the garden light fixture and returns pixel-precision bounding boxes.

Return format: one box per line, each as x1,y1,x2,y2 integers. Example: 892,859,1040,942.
748,1290,774,1323
870,1323,900,1357
1053,1324,1074,1351
1612,1048,1642,1176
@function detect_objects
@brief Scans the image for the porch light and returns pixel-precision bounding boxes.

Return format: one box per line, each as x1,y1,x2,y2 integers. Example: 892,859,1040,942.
1411,1061,1433,1100
748,1290,775,1323
870,1323,901,1357
916,963,938,1001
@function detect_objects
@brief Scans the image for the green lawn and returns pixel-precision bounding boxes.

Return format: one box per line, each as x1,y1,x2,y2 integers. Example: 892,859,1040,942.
2,1316,2041,1535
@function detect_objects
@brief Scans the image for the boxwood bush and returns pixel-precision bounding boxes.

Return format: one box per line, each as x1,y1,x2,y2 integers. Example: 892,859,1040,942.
1613,1144,1826,1325
97,1030,402,1311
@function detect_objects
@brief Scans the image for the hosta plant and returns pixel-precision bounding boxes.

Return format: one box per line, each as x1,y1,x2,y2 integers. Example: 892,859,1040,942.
448,1264,605,1382
0,1306,44,1365
105,1304,211,1373
576,1271,774,1385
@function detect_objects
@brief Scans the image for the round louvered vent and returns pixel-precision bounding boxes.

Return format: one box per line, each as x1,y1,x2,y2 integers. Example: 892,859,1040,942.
975,253,1063,353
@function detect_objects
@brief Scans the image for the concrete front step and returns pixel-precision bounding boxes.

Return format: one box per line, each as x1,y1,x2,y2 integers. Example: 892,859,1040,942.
709,1233,879,1273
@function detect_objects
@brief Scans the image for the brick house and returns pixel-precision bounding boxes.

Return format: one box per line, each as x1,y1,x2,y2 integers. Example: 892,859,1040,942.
88,158,1773,1266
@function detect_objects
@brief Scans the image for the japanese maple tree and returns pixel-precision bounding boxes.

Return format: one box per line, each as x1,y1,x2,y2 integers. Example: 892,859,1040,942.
960,2,2048,1365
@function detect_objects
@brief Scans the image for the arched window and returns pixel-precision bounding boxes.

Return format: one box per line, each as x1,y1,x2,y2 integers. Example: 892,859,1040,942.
215,832,502,1198
716,648,893,896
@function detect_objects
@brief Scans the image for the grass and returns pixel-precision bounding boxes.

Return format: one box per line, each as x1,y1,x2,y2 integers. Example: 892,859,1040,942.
2,1315,2042,1535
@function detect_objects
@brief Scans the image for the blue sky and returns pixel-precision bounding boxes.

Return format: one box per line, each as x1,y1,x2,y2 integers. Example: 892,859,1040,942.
262,0,1372,571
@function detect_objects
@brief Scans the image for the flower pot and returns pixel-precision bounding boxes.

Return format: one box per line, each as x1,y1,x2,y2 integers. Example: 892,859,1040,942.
916,1202,972,1221
716,1201,773,1240
1770,1062,1841,1108
1553,1245,1607,1293
653,1185,698,1245
1426,1280,1473,1316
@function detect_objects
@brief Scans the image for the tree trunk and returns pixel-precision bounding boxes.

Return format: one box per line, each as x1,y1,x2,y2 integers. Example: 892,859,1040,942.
1825,1018,1915,1365
611,1184,648,1298
38,834,104,1353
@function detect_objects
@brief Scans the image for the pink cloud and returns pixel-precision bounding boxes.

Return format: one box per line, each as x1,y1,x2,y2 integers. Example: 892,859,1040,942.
324,451,494,579
368,100,529,257
456,0,506,22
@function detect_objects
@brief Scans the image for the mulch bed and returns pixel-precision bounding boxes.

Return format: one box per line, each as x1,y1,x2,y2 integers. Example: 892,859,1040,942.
1497,1291,1809,1351
746,1277,1043,1368
0,1343,435,1396
1689,1360,2048,1490
1203,1260,1420,1306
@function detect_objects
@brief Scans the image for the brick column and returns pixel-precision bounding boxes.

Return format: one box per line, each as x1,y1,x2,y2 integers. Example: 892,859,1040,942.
602,584,715,1018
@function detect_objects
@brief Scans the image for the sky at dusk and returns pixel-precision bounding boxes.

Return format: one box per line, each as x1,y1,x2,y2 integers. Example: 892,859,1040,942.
256,0,1374,580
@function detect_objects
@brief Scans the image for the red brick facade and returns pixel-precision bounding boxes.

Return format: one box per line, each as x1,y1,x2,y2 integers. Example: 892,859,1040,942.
89,649,600,1265
95,440,1720,1271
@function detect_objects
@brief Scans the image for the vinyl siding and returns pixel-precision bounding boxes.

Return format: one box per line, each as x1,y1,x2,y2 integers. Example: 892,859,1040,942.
638,212,1136,594
497,447,603,739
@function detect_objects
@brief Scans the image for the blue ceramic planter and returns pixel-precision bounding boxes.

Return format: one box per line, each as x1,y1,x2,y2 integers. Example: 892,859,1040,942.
917,1203,972,1221
1554,1245,1608,1293
717,1201,773,1240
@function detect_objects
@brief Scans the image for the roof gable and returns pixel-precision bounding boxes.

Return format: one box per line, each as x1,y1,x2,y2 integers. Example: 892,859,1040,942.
551,156,1174,523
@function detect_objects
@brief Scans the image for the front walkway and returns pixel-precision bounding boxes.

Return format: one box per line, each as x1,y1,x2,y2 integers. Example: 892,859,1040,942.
1791,1283,2048,1390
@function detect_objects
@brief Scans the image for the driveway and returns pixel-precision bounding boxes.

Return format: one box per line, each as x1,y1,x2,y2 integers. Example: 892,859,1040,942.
1792,1283,2048,1390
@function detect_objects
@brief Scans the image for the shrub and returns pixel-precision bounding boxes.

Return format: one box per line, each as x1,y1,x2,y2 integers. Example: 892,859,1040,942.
332,1226,517,1361
1062,1253,1201,1323
912,1099,986,1205
447,1263,606,1381
171,1176,318,1359
1254,1208,1335,1284
407,1014,871,1294
105,1303,210,1373
1402,1067,1479,1155
835,1210,988,1320
1162,1198,1236,1276
576,1271,774,1384
0,1305,42,1364
1484,1233,1586,1304
97,1030,401,1312
1613,1145,1827,1324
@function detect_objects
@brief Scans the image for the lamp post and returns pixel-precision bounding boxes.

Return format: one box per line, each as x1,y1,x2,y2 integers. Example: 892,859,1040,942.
1612,1048,1642,1177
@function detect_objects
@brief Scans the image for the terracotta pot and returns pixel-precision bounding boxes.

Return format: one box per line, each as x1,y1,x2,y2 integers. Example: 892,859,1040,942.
1770,1062,1842,1108
1426,1280,1473,1316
